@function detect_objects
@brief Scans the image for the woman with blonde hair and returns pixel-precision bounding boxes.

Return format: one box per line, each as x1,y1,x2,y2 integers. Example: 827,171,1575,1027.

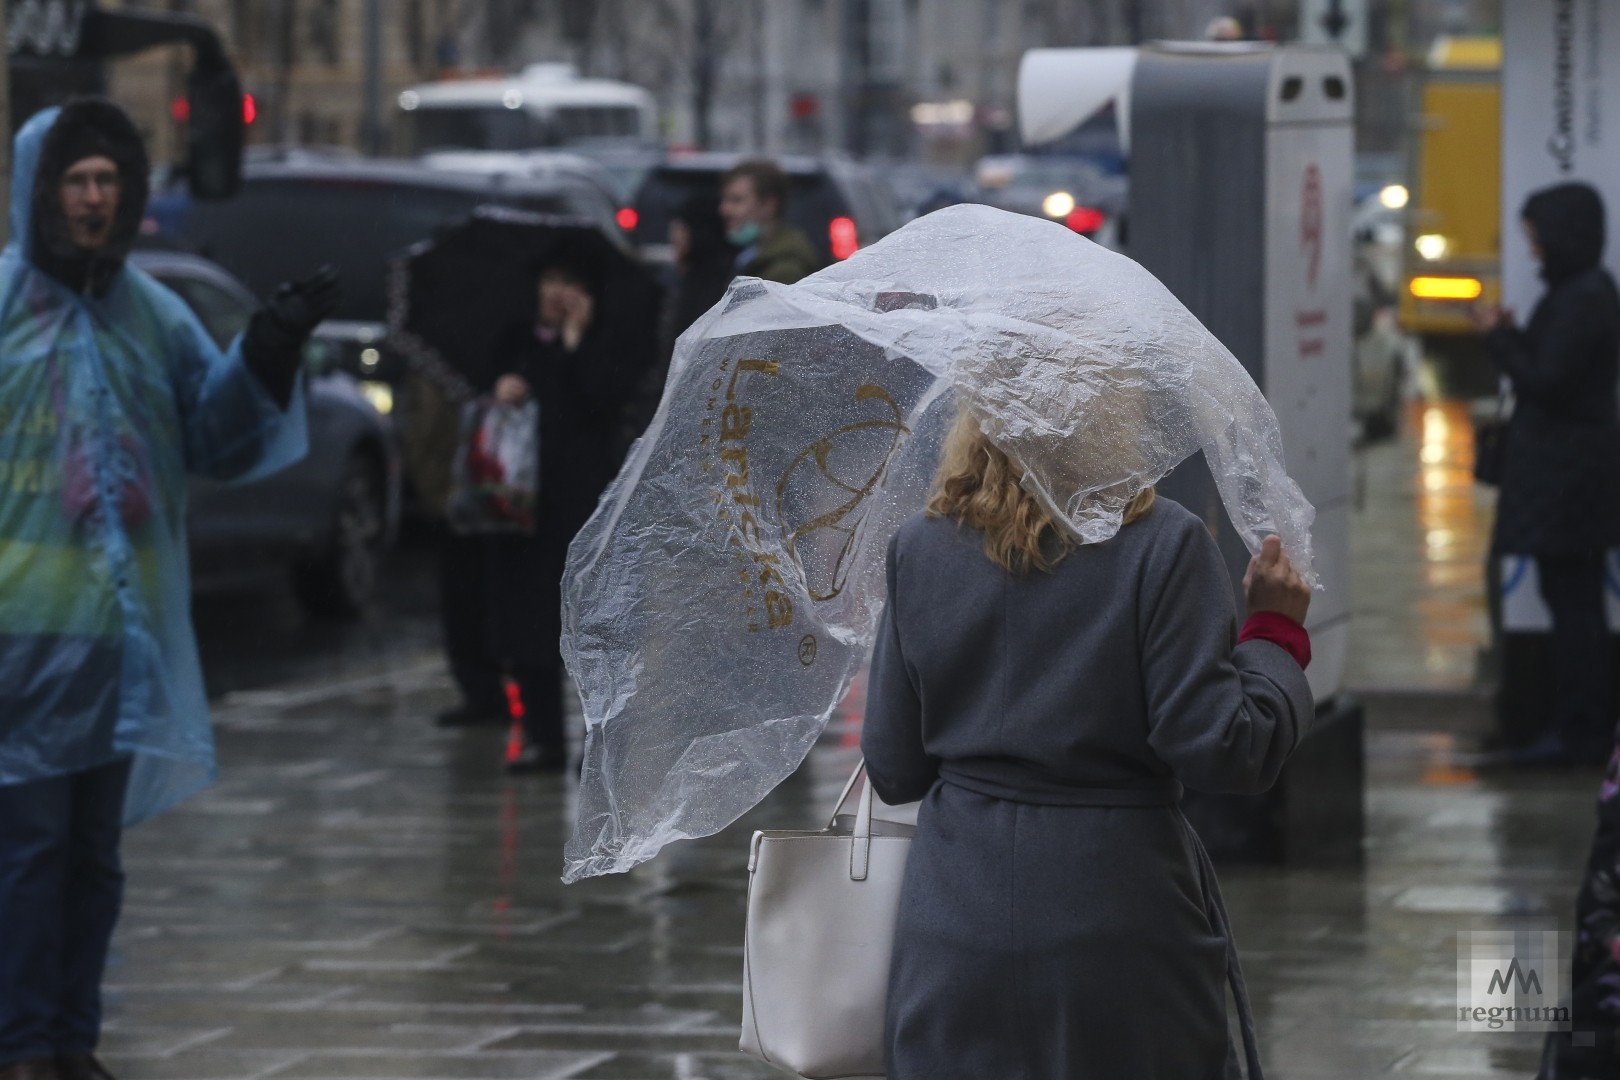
861,403,1315,1078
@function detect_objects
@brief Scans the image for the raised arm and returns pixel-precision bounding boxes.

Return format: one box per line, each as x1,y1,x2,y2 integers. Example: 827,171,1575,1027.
1140,523,1315,795
1485,285,1606,407
171,267,336,482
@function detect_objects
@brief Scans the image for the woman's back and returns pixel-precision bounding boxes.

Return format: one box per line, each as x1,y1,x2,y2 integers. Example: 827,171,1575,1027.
866,496,1311,805
861,496,1314,1080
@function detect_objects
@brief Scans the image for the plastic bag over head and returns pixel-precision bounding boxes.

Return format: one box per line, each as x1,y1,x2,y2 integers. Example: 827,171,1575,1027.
562,204,1315,882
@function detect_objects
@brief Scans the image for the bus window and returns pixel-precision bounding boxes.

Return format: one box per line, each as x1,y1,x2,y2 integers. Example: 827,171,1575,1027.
554,105,642,141
406,107,543,152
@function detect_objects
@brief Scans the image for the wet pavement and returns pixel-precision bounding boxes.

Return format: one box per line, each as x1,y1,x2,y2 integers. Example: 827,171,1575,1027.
102,401,1599,1080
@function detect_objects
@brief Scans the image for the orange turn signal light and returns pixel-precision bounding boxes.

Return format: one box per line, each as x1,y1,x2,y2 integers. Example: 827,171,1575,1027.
1410,275,1483,300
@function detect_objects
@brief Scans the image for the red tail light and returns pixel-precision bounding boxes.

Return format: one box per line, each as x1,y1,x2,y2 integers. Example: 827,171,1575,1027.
829,216,859,261
1064,206,1106,234
616,206,639,232
243,94,258,125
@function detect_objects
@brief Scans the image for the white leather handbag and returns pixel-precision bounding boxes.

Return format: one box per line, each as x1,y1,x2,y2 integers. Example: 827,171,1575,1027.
740,763,916,1079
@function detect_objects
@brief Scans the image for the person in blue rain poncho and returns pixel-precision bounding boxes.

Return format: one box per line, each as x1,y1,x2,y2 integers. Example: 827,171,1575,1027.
0,100,338,1080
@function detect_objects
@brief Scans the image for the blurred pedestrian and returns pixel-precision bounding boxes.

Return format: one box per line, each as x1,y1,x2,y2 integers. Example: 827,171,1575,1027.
1474,182,1620,769
439,260,642,773
621,195,737,443
666,193,738,345
718,159,821,285
861,405,1314,1079
0,100,333,1080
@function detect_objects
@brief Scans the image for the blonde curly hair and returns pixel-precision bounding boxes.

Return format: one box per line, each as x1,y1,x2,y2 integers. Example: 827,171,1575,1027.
926,403,1155,574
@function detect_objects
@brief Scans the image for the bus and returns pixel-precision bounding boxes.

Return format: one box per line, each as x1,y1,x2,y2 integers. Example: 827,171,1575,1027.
396,64,657,155
1397,36,1501,355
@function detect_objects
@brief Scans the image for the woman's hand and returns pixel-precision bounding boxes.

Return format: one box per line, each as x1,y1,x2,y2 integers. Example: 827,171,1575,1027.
1243,535,1310,625
561,286,595,351
494,373,531,405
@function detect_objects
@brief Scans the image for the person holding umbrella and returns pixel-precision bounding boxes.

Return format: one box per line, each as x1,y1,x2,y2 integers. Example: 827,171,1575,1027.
440,256,642,772
397,211,661,752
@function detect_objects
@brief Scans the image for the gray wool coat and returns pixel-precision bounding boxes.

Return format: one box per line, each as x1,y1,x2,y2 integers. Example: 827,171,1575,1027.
860,497,1315,1080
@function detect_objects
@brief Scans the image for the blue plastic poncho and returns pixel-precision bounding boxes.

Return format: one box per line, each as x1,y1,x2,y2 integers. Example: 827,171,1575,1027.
0,105,307,824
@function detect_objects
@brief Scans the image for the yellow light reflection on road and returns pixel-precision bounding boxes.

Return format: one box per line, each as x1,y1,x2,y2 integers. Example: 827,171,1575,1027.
1415,400,1491,675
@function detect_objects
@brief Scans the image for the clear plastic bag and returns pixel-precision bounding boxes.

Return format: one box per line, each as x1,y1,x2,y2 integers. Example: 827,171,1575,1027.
562,204,1315,882
446,398,540,535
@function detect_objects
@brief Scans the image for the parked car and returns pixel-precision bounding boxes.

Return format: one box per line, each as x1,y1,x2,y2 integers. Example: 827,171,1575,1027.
566,143,665,206
628,153,900,266
173,159,636,524
973,154,1127,249
873,162,975,221
417,148,633,230
132,250,403,619
175,157,629,328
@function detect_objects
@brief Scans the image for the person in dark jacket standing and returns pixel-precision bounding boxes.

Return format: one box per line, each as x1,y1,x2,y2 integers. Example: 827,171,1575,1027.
621,196,738,444
861,406,1314,1079
1476,182,1620,768
440,261,643,771
666,194,737,344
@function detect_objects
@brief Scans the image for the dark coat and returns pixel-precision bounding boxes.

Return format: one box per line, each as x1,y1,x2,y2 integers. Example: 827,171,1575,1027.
492,321,638,544
861,500,1314,1080
1488,183,1620,556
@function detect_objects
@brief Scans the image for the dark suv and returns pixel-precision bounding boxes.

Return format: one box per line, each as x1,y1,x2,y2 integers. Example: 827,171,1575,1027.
176,157,628,329
628,154,899,267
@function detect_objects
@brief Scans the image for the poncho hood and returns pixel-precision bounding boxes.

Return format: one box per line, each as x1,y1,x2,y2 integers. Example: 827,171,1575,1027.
1522,182,1606,287
14,99,150,297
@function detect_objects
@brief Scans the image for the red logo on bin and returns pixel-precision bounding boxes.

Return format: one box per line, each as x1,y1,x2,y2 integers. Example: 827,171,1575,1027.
1302,164,1323,290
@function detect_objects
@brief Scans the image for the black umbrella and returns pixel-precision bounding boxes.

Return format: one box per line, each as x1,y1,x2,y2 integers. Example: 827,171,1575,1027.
387,206,662,400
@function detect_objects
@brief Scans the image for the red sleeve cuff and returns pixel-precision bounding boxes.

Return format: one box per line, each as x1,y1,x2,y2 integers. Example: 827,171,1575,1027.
1239,611,1311,669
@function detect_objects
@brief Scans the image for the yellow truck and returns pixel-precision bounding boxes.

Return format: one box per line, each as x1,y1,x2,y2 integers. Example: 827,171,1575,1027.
1399,36,1501,349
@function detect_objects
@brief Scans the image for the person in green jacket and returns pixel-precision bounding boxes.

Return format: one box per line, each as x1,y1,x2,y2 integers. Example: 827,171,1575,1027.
718,159,823,285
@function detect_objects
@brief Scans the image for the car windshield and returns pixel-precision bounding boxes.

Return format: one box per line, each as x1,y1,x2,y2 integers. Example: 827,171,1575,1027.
181,177,571,321
634,169,847,261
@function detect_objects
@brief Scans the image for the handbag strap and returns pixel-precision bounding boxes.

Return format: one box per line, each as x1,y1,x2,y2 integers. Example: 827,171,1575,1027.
827,760,867,829
828,761,876,883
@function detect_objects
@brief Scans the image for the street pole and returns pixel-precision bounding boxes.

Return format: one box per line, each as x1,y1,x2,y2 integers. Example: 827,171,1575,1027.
362,0,382,155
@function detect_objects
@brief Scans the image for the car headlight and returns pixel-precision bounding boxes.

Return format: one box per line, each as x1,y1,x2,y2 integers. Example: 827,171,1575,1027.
1414,233,1449,261
359,380,394,415
1042,191,1076,218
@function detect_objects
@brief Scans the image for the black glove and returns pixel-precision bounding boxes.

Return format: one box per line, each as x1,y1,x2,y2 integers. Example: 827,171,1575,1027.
241,265,341,410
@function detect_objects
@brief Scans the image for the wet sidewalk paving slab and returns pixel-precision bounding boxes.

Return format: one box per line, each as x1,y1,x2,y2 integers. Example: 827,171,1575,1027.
106,677,1592,1080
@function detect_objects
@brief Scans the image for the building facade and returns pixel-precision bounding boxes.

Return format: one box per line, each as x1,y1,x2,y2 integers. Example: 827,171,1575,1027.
92,0,1241,167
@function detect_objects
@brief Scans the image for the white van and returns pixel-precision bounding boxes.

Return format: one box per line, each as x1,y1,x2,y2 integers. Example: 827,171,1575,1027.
397,63,657,153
